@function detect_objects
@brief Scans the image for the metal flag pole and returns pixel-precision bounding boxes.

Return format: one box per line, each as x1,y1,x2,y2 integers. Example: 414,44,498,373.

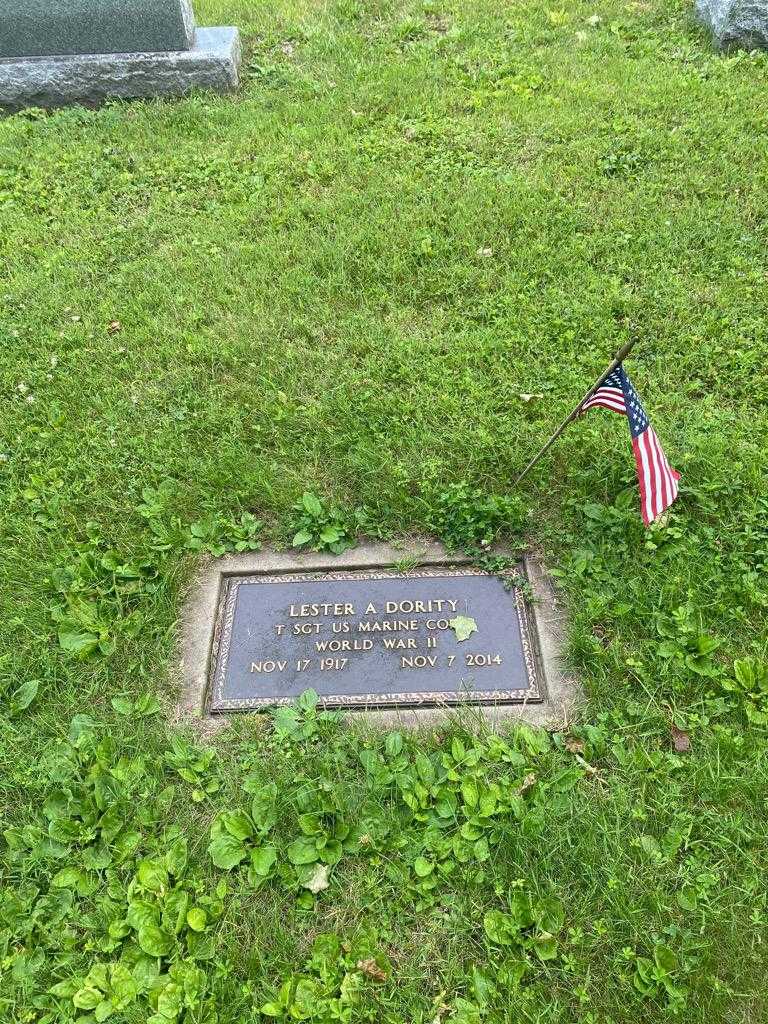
511,337,639,488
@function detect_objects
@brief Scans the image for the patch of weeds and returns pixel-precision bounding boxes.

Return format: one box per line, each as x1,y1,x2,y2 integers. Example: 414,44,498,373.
600,148,646,178
209,698,361,906
390,552,426,573
655,604,723,680
49,837,226,1023
110,692,161,718
259,933,390,1021
212,778,355,905
209,694,351,903
353,724,563,912
137,482,263,557
457,58,547,111
483,883,565,963
290,491,363,554
626,942,689,1011
50,533,162,658
1,675,41,717
0,718,230,1024
392,17,429,44
51,957,212,1024
2,681,761,1022
184,511,263,556
270,688,339,742
468,551,533,593
723,657,768,726
208,782,278,875
424,482,527,555
49,487,263,660
163,735,221,803
202,695,561,917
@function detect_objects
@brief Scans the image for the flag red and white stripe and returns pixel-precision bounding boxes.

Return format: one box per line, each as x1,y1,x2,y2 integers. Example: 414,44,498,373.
631,425,681,526
580,364,680,526
581,384,627,415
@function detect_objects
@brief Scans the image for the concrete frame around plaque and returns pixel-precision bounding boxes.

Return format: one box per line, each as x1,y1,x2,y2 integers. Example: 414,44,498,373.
0,0,241,110
175,540,581,735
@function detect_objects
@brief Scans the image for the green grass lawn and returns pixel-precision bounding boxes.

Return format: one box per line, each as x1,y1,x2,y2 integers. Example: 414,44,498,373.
2,0,768,1020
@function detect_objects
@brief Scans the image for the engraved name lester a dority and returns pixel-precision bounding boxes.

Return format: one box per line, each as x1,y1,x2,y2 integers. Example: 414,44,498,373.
251,596,502,675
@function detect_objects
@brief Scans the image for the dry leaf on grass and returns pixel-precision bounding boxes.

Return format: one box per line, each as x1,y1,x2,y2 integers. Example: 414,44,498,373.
356,958,387,982
517,772,537,796
576,757,604,781
671,724,691,754
564,736,585,755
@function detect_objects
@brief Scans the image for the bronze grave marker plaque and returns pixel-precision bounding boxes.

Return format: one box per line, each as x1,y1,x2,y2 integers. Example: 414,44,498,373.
208,567,543,711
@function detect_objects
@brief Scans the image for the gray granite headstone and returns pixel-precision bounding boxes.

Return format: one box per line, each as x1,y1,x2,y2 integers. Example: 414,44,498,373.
0,1,241,110
696,0,768,50
0,0,196,58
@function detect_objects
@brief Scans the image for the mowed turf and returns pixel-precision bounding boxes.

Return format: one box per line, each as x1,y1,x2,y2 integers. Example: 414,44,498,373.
1,1,767,1022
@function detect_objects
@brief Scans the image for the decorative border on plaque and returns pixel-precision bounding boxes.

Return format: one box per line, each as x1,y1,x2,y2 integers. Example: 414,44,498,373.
208,567,543,712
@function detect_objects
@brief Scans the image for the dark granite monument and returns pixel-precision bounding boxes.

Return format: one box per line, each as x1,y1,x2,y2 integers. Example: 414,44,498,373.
0,0,240,110
209,567,542,712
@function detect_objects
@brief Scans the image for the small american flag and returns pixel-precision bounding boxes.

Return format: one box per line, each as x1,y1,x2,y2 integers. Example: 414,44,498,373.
581,364,680,525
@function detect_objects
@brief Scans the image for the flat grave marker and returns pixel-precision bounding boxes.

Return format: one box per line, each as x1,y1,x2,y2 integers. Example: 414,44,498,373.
209,567,542,712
